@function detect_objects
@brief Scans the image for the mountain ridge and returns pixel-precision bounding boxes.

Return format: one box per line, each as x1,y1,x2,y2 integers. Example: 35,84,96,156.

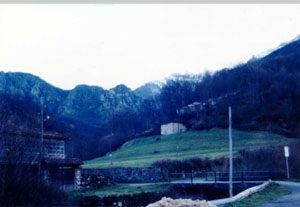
1,37,300,160
0,71,157,159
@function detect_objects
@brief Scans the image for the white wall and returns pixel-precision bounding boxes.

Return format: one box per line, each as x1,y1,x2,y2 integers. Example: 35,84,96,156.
161,122,187,135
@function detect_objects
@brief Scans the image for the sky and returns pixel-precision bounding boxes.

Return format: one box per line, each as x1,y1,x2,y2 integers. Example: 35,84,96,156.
1,4,300,90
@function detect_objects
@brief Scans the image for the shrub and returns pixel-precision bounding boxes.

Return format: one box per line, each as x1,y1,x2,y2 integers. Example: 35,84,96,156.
0,146,68,206
152,141,300,180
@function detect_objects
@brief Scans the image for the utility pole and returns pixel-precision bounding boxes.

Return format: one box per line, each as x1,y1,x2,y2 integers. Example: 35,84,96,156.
229,106,233,198
177,113,180,158
109,133,113,165
38,98,44,177
41,98,44,151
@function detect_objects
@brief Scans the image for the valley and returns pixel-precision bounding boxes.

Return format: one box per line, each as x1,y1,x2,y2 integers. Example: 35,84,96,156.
1,31,300,207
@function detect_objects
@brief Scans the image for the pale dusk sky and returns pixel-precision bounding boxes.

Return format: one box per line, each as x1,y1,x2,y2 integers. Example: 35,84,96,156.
1,4,300,90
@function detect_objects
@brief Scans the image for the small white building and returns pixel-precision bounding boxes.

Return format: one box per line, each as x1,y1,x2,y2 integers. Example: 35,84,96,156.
161,122,187,135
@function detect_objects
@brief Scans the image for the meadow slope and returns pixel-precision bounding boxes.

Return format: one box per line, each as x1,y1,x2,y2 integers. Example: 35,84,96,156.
83,129,295,168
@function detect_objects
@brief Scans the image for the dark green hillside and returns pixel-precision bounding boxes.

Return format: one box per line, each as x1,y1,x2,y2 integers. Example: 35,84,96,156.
83,129,294,168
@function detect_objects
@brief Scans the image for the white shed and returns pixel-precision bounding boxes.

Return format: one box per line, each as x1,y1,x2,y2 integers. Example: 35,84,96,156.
161,122,187,135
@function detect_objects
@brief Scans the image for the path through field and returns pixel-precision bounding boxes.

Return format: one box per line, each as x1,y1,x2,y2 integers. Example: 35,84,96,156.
259,181,300,207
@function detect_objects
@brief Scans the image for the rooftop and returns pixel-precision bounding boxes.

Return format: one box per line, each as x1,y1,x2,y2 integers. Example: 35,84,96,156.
43,158,83,166
1,128,69,141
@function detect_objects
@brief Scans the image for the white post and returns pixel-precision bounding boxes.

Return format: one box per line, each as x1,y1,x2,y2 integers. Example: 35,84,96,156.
110,153,113,165
229,106,233,197
284,146,290,179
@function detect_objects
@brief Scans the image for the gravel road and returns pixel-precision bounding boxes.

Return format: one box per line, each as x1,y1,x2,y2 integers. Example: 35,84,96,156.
260,181,300,207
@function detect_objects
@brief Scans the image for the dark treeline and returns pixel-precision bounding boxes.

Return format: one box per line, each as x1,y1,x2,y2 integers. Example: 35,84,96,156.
0,94,40,132
1,39,300,161
160,39,300,137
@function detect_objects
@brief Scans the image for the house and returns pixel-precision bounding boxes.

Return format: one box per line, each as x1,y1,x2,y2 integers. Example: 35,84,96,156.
0,129,82,191
161,122,187,135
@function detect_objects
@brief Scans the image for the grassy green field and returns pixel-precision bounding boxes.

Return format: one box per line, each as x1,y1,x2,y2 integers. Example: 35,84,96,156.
225,183,291,207
72,183,171,197
83,128,295,169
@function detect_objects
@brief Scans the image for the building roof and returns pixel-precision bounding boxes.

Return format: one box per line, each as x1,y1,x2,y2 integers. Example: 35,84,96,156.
43,158,83,166
0,158,83,167
161,122,186,126
27,129,69,140
1,128,69,140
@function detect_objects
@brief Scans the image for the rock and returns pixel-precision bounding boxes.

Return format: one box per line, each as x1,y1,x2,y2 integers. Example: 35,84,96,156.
146,197,216,207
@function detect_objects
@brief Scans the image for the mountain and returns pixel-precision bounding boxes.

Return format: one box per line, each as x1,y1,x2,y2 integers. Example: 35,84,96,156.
0,72,160,159
1,36,300,160
254,34,300,59
0,72,144,126
134,81,164,99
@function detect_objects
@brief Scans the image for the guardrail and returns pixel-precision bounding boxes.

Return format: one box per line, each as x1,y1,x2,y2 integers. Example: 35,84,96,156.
208,180,271,206
170,170,284,184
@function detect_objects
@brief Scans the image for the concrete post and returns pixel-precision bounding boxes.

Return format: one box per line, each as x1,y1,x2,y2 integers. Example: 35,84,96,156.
229,106,233,198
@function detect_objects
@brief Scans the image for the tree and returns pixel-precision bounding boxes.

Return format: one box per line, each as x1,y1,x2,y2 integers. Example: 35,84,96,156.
160,74,201,121
0,138,67,206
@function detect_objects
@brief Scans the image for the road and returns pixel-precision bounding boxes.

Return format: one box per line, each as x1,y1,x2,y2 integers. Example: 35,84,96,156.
128,180,300,206
128,178,265,186
259,181,300,207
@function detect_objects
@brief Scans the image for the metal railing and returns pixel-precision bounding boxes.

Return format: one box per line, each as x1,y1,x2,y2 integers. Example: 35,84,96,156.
169,170,284,184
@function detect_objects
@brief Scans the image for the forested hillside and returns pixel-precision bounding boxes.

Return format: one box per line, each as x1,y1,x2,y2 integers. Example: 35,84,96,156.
0,73,161,160
160,39,300,137
0,37,300,160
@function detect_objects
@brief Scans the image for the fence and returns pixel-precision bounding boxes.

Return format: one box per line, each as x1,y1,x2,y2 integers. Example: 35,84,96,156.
170,170,284,184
